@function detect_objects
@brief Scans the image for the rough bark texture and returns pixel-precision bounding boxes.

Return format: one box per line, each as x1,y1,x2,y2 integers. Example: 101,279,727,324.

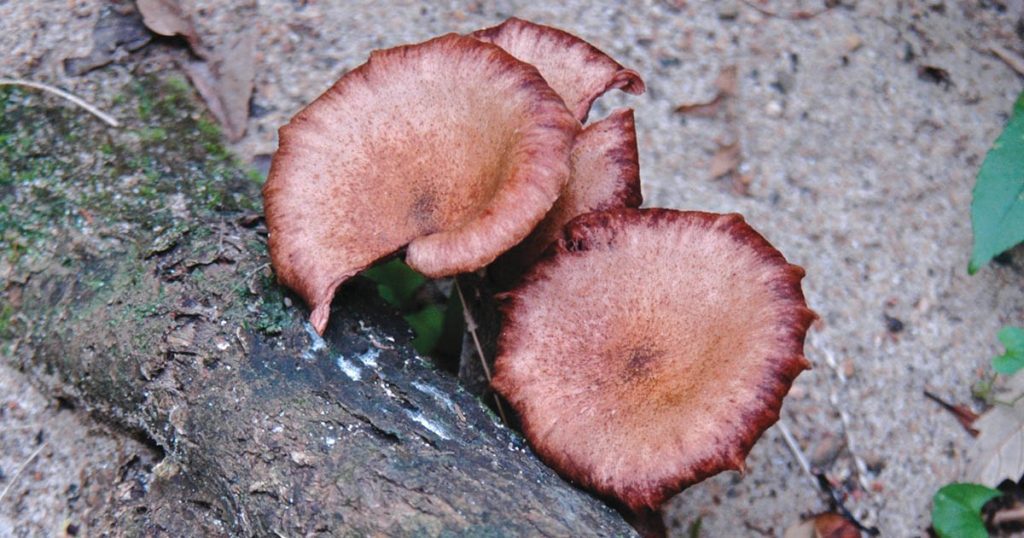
0,78,634,536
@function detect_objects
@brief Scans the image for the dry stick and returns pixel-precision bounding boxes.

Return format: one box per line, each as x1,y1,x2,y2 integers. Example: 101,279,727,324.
453,277,509,425
994,505,1024,526
776,419,818,490
0,441,47,505
0,78,120,127
809,331,873,494
990,43,1024,77
0,425,43,434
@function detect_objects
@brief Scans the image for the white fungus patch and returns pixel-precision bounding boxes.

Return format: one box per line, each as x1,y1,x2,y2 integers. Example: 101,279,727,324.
302,322,327,360
356,348,380,368
405,410,451,440
412,381,455,413
335,355,362,381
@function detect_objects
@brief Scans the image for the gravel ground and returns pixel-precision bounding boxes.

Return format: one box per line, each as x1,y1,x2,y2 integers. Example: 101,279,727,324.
3,0,1024,536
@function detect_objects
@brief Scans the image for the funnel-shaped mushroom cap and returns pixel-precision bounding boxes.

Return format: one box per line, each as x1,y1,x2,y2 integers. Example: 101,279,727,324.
472,18,645,121
263,34,578,334
495,108,641,279
492,208,815,514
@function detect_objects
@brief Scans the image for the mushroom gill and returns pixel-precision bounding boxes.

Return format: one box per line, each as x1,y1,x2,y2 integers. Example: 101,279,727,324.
263,33,578,334
471,17,646,122
491,208,815,517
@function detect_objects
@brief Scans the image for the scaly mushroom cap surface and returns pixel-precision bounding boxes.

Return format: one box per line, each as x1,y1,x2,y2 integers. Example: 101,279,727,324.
472,18,645,122
263,34,578,333
492,208,815,514
495,107,642,280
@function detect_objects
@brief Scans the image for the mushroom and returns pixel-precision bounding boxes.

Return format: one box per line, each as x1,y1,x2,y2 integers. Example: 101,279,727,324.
491,208,815,530
471,17,645,122
263,34,578,334
493,108,642,281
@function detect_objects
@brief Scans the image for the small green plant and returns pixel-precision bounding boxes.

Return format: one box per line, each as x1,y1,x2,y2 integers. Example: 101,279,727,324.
360,258,461,355
992,326,1024,375
969,90,1024,274
930,326,1023,536
932,483,1001,538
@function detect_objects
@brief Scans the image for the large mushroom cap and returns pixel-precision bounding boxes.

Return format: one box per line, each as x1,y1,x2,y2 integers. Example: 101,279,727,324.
492,208,815,514
263,34,578,333
472,18,645,122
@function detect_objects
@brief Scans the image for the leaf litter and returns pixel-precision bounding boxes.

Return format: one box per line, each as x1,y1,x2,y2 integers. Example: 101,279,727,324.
136,0,254,141
968,371,1024,489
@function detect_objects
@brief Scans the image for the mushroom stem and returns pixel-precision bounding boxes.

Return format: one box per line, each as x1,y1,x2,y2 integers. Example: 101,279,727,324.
455,277,509,425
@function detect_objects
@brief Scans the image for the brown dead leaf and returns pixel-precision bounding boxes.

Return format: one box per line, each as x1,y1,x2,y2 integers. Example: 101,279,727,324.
135,0,254,140
674,94,724,117
181,30,255,141
675,65,738,117
715,64,738,95
784,513,861,538
709,141,741,179
65,7,152,76
136,0,204,56
968,372,1024,487
924,389,980,437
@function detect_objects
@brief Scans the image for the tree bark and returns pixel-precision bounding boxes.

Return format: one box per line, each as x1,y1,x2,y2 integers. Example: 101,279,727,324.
0,79,633,536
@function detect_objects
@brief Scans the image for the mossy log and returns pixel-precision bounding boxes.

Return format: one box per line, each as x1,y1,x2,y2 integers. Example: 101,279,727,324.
0,79,633,536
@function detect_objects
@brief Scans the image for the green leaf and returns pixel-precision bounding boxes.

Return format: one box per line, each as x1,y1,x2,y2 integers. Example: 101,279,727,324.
404,304,445,355
993,326,1024,375
360,258,426,309
969,91,1024,274
931,483,1000,538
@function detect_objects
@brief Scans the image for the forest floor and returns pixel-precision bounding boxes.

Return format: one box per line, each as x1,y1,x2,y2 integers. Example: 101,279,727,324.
2,1,1024,536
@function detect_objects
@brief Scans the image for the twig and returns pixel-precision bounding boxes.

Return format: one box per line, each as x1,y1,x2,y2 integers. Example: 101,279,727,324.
0,440,47,505
453,277,509,425
0,77,120,127
990,43,1024,77
776,419,818,489
809,331,873,494
994,505,1024,526
0,425,43,434
778,420,880,536
923,389,980,437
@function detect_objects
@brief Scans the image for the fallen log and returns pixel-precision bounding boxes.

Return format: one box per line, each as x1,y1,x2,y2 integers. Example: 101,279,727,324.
0,77,633,536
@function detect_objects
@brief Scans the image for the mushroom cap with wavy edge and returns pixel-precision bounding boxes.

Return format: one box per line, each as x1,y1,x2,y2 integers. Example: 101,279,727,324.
491,208,815,515
493,107,642,282
472,18,645,122
263,33,578,334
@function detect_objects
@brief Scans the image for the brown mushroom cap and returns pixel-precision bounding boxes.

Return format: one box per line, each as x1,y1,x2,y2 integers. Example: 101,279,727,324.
472,18,645,122
492,208,815,514
263,34,578,333
494,107,642,280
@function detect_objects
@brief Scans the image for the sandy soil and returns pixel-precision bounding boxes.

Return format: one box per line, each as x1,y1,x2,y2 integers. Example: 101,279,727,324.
2,0,1024,536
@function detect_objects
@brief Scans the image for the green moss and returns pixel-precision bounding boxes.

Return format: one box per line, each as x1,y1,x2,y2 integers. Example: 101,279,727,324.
0,303,14,340
0,75,260,261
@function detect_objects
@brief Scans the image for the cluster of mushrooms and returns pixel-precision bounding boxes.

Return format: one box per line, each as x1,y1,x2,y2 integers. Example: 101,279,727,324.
263,18,815,535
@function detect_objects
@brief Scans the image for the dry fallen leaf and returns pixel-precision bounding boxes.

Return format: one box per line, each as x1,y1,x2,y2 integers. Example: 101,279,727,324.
709,141,741,179
784,513,861,538
674,65,737,117
924,389,980,437
65,7,152,76
135,0,254,140
136,0,204,56
968,373,1024,487
181,30,255,141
